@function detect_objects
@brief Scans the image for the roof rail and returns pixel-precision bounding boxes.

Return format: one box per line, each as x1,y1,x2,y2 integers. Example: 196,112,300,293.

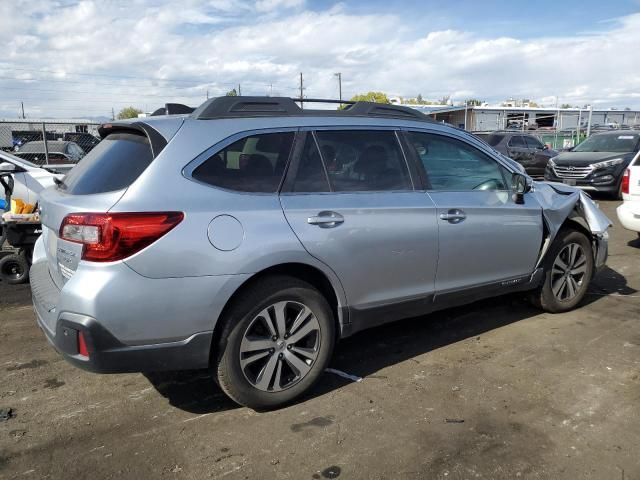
150,103,196,117
191,96,435,123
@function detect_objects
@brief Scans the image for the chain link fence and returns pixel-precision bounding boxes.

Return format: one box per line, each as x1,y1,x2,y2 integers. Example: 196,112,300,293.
1,120,101,166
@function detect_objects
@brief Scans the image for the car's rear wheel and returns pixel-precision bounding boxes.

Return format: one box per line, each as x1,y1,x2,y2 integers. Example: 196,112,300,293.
532,228,593,313
215,276,335,409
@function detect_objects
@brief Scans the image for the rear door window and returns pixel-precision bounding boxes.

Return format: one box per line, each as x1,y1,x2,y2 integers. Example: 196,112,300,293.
61,132,153,195
524,136,544,149
192,132,294,193
313,130,412,192
290,134,331,193
508,135,526,147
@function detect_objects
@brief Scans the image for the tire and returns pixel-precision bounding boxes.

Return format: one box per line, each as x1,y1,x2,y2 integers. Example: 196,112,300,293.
0,253,29,285
532,228,593,313
215,275,335,410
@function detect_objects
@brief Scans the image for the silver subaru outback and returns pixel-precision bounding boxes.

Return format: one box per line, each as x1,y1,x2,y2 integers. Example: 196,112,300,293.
31,97,610,409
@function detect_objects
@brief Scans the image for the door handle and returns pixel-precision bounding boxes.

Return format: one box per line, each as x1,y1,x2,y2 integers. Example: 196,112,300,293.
307,211,344,228
439,209,466,224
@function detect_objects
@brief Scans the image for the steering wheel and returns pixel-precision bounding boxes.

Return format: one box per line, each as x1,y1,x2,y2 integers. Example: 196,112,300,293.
472,179,501,191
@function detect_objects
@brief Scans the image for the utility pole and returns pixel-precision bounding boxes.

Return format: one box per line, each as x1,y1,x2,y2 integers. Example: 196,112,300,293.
112,107,115,121
299,72,304,109
21,101,25,119
334,73,342,103
206,89,209,100
586,105,593,137
238,84,241,96
464,100,468,131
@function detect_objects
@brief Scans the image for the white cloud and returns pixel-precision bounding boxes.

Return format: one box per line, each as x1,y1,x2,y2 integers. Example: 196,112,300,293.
0,1,639,118
255,0,305,12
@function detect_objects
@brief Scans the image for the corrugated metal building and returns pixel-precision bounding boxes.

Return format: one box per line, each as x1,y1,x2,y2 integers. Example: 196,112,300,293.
407,105,640,132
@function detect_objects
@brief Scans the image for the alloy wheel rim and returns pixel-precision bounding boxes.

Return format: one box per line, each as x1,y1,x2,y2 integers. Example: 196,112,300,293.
239,301,321,392
551,243,587,301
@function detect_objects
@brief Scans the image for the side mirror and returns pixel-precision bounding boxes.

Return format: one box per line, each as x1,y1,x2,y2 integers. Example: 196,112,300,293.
0,162,16,173
541,144,549,150
512,173,531,204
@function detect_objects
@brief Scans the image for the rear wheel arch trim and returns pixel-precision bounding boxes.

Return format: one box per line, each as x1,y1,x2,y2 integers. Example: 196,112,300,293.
210,262,348,365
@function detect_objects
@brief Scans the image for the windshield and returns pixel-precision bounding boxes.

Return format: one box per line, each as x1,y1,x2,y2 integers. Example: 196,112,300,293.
573,133,640,153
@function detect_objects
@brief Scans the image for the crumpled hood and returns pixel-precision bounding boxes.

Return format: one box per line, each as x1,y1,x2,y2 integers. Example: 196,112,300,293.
533,181,612,239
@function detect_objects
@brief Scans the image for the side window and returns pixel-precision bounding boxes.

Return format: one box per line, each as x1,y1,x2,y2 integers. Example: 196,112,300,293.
508,135,526,147
314,130,411,192
406,131,509,191
524,136,544,149
192,132,294,193
291,134,331,193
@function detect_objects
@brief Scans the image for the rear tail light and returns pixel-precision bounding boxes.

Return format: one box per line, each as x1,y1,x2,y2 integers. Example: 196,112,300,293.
60,212,184,262
621,169,630,195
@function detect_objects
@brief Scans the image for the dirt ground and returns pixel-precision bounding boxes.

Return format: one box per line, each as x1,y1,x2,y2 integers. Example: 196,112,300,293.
1,199,639,480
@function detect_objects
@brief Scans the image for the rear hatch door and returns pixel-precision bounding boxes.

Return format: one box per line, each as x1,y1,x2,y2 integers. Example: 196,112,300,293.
38,126,162,288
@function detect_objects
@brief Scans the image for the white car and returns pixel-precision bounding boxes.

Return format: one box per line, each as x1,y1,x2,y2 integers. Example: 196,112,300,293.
0,150,67,208
617,151,640,237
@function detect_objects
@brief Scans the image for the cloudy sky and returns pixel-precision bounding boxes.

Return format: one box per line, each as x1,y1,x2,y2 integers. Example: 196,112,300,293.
1,0,640,119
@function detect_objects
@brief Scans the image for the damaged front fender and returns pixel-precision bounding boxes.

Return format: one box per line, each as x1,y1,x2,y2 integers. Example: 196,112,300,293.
532,181,612,270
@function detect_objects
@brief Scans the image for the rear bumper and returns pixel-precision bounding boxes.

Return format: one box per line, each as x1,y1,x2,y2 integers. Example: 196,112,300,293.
617,202,640,233
31,261,214,373
30,233,251,373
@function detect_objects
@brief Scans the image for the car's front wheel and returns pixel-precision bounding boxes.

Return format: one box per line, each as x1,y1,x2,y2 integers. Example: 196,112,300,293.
532,228,594,313
215,276,335,409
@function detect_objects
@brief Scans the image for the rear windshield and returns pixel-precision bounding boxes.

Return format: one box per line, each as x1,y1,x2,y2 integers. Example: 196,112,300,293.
573,133,640,153
61,132,153,195
485,134,504,146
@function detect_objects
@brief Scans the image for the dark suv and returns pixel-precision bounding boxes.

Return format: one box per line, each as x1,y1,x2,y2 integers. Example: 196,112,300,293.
62,132,101,153
544,131,640,198
475,131,557,179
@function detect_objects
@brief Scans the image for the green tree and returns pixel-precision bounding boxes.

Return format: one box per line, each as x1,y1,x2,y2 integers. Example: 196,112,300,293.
116,106,143,119
349,91,391,104
416,93,424,104
528,101,540,108
226,88,238,96
466,99,483,106
560,103,574,109
438,95,450,105
339,91,390,109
